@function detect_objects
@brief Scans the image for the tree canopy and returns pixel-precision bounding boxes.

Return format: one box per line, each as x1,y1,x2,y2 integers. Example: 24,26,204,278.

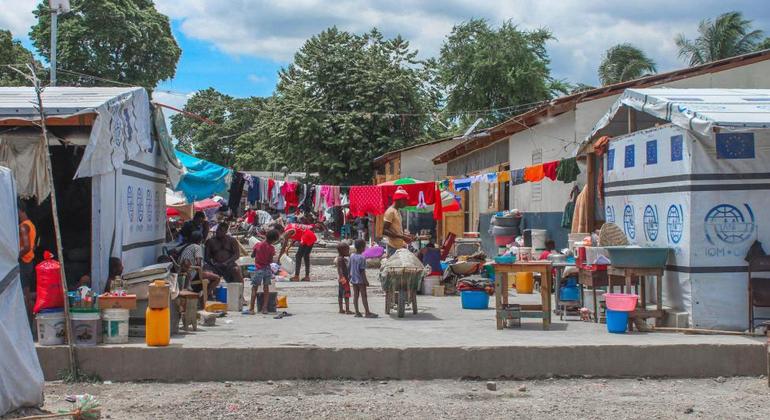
438,19,565,126
29,0,181,89
675,11,765,66
252,27,441,184
597,43,657,85
0,29,42,86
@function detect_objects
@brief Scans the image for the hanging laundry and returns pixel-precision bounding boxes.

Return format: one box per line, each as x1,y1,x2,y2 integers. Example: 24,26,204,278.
246,175,259,205
471,174,484,183
439,179,450,191
281,181,300,212
314,186,324,211
349,185,384,217
300,184,315,212
332,185,342,207
485,172,498,183
380,182,438,209
543,160,559,181
272,181,285,211
452,178,472,191
523,164,545,182
511,168,525,185
267,179,275,203
556,157,580,183
497,171,511,183
594,136,611,201
228,171,246,214
571,185,590,234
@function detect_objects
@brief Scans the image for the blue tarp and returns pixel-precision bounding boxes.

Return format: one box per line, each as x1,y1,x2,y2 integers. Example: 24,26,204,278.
174,151,232,202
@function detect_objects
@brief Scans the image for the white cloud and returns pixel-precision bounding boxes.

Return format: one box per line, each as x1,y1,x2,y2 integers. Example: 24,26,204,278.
0,0,37,38
247,74,266,84
154,0,770,85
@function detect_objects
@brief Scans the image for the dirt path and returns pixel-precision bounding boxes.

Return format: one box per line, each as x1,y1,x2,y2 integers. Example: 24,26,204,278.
6,377,768,419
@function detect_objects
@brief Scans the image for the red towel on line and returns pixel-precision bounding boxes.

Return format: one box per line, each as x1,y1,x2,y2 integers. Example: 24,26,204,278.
543,160,559,181
349,186,384,216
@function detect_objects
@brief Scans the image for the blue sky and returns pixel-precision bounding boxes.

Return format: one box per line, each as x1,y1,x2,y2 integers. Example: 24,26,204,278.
2,0,770,112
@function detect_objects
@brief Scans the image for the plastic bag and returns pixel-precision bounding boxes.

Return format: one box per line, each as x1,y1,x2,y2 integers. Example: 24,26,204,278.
34,251,64,313
276,295,287,308
279,255,294,270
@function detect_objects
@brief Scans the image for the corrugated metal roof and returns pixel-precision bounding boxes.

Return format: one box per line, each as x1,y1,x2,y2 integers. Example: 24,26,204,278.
0,86,144,119
433,48,770,164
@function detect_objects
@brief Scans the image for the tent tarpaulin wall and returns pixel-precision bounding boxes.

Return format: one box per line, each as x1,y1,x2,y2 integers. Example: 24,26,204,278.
604,123,770,329
0,166,44,415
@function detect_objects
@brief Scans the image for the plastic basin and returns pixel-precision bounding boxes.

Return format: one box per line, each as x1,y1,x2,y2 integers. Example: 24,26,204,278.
606,310,628,333
494,255,516,264
604,246,670,268
461,291,489,309
605,293,638,311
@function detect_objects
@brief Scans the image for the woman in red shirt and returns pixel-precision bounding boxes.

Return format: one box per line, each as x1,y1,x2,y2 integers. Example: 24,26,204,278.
279,222,321,282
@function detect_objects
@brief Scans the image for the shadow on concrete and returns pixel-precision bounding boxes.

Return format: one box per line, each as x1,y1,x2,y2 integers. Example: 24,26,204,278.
507,322,569,331
387,312,441,321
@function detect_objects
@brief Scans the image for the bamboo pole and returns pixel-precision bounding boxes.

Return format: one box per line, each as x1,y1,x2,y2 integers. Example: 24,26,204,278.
27,64,79,378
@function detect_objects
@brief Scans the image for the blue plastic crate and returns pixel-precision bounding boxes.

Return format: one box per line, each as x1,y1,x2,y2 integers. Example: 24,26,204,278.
461,290,490,309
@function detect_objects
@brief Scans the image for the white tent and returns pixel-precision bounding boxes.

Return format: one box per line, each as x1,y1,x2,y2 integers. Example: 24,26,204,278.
581,88,770,330
0,166,44,415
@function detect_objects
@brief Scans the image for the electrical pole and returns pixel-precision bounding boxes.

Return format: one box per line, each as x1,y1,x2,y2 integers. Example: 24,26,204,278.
48,0,70,86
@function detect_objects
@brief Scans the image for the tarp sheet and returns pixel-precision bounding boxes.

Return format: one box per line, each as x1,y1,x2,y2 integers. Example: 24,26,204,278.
603,123,770,329
174,151,232,202
577,88,770,156
74,88,153,178
0,132,51,202
0,166,44,415
152,107,185,188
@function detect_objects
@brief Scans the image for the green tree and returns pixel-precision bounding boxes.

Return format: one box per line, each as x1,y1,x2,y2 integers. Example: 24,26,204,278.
29,0,181,89
256,27,440,184
0,29,43,86
675,11,764,66
597,43,657,85
757,37,770,51
170,88,266,169
438,19,563,126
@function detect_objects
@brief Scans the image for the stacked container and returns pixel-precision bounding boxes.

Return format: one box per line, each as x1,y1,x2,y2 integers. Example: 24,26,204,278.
146,280,170,346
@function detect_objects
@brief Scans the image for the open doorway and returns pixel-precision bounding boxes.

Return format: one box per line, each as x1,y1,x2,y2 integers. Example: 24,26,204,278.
22,140,92,290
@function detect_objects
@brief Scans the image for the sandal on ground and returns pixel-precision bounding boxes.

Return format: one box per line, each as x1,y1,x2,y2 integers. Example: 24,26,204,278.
354,313,363,318
365,313,379,318
301,277,310,282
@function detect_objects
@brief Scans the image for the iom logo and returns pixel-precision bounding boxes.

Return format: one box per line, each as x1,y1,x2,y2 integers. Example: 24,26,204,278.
136,187,144,222
643,205,659,241
666,204,684,244
606,205,616,223
704,204,755,245
623,205,635,240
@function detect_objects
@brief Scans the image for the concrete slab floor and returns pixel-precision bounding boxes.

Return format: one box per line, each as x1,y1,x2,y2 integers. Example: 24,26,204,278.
85,268,765,349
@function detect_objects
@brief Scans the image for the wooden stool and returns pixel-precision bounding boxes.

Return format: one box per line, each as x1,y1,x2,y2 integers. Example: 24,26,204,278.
178,290,199,331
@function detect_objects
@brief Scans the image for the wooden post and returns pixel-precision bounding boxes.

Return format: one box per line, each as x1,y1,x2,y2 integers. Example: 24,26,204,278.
627,107,637,134
28,64,78,377
585,152,596,232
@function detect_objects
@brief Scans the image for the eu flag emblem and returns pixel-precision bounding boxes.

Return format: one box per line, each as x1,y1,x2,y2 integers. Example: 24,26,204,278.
716,133,755,159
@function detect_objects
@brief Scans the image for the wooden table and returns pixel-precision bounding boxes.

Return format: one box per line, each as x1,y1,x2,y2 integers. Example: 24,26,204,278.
607,266,665,326
494,262,553,330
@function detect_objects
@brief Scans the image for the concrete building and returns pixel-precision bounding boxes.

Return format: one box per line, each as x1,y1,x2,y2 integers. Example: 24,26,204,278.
432,49,770,250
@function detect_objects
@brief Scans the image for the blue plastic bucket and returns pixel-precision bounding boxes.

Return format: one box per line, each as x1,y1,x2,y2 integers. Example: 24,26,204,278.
560,285,580,301
215,286,227,303
461,290,489,309
606,309,628,333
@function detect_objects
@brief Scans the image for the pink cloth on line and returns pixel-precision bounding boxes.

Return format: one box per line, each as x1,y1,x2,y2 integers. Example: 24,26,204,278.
349,186,384,216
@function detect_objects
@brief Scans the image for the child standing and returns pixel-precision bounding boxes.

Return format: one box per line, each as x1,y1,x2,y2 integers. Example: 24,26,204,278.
336,242,352,314
350,239,377,318
249,229,280,314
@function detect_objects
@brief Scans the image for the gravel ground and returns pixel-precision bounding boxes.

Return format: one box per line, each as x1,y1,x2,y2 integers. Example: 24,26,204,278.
6,377,769,419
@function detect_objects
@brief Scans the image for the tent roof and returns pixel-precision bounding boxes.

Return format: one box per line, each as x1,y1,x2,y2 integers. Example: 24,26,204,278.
0,87,143,120
575,88,770,155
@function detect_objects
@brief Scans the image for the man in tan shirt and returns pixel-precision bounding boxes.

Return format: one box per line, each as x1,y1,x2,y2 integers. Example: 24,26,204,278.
382,187,413,256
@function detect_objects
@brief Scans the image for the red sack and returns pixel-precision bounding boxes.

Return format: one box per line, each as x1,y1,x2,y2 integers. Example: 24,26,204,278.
33,251,64,313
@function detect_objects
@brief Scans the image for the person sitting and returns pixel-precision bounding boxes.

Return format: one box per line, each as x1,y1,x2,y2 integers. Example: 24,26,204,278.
418,243,443,275
180,231,221,299
103,257,123,293
204,222,243,284
538,239,557,260
180,211,209,243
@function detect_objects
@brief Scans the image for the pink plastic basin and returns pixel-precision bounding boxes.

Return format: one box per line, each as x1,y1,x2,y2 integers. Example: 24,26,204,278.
604,293,638,312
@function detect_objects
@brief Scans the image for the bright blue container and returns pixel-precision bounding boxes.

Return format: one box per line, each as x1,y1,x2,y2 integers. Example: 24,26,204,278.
606,310,628,333
461,290,489,309
215,286,227,303
560,285,580,301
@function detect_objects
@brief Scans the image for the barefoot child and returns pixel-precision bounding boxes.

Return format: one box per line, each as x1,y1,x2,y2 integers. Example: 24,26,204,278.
350,239,377,318
249,229,280,314
336,242,352,314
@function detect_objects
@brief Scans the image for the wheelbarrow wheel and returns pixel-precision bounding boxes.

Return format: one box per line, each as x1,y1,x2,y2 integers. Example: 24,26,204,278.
397,288,406,318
